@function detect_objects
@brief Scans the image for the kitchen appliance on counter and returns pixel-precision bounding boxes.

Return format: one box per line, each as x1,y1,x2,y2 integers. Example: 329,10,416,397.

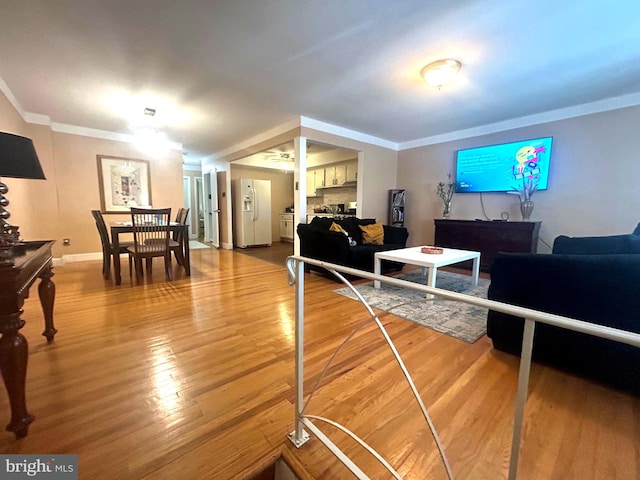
233,178,272,248
347,201,357,215
306,212,356,223
328,203,345,214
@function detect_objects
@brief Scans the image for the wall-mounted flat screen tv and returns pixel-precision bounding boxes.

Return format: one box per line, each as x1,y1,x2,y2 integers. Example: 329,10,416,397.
455,137,553,193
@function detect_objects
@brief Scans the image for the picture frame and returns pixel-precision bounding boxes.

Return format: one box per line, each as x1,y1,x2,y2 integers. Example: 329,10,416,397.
97,155,152,213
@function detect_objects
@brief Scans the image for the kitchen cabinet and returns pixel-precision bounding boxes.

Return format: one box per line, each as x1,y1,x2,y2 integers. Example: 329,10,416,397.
313,168,325,189
306,169,324,197
279,213,294,241
306,170,317,197
325,163,347,186
346,159,358,183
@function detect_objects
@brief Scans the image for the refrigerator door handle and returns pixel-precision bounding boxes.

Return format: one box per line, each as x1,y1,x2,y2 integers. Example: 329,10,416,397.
252,187,258,222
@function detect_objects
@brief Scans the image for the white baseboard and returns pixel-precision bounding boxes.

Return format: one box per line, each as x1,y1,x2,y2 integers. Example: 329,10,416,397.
57,243,230,265
60,252,103,264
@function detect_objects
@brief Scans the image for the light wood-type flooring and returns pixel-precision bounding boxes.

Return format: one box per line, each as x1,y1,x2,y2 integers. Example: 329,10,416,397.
0,246,638,479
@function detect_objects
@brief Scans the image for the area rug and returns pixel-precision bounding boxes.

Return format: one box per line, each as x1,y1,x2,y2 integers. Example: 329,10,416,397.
333,270,490,343
189,240,211,249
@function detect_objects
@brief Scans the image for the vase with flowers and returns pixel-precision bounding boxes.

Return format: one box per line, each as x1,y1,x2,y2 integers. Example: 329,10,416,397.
513,176,538,221
437,172,455,219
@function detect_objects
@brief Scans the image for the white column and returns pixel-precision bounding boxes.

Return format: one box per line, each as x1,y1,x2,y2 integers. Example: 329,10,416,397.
293,136,307,256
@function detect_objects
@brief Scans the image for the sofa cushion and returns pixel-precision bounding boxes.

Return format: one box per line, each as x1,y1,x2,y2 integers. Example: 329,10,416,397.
359,222,384,245
552,234,640,254
310,216,335,230
335,217,375,245
634,223,640,235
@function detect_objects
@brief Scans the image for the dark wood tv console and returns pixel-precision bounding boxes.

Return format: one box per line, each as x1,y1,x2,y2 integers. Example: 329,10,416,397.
434,219,541,271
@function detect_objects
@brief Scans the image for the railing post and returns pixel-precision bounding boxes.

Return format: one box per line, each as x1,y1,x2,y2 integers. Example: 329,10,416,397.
508,318,535,480
288,259,310,447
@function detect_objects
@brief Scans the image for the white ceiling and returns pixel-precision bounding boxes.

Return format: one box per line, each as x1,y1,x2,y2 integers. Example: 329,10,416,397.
2,1,640,164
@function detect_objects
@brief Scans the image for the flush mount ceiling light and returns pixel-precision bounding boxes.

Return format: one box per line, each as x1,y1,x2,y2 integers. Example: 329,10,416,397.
420,59,462,88
143,107,156,116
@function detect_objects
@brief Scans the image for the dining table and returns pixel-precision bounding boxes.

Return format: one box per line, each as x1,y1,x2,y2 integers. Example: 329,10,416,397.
110,221,191,285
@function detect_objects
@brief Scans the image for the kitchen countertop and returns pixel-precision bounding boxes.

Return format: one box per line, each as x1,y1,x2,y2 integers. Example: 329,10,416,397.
307,213,356,219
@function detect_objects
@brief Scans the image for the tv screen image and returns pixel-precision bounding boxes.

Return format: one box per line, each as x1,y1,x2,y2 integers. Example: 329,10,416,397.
455,137,553,193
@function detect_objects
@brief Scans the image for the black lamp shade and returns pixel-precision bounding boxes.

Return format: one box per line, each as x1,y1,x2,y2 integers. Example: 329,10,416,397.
0,132,46,179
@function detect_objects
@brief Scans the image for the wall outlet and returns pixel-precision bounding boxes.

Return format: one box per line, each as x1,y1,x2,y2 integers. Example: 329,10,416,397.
62,238,71,246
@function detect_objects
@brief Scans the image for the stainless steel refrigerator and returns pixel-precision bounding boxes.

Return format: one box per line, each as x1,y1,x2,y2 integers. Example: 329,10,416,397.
233,178,272,248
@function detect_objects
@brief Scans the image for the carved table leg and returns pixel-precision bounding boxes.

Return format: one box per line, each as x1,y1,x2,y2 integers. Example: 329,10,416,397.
38,266,56,342
0,311,35,439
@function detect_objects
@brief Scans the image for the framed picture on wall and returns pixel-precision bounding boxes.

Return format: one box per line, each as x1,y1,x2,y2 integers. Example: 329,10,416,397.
97,155,152,213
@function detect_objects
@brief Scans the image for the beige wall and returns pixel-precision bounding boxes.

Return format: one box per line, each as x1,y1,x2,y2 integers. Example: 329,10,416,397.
0,94,62,252
229,164,295,243
397,105,640,251
0,89,184,259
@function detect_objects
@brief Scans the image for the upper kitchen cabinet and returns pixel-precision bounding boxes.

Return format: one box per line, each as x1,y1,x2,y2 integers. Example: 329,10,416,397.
314,168,325,189
345,159,357,183
321,160,357,188
325,163,346,186
306,168,325,197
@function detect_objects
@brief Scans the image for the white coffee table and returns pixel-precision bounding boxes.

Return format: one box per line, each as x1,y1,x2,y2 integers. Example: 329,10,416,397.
374,246,480,297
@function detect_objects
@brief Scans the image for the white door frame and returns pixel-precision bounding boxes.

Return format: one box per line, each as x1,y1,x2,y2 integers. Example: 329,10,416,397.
203,171,220,247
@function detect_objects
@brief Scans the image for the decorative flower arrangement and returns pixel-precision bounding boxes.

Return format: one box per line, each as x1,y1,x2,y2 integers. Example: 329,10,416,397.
436,172,455,218
512,175,539,221
512,175,539,202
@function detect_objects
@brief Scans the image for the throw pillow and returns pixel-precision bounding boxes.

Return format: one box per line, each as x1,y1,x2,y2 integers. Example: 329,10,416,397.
359,222,384,245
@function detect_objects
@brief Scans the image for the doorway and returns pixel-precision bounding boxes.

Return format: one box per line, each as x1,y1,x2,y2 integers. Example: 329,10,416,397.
195,177,204,240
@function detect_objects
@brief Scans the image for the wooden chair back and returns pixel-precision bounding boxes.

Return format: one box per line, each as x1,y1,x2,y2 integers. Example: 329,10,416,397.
128,208,173,283
130,208,172,256
174,207,190,242
91,210,111,250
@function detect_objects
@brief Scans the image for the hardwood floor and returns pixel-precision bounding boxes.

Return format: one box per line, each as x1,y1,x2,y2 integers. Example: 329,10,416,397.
234,241,294,266
0,248,638,479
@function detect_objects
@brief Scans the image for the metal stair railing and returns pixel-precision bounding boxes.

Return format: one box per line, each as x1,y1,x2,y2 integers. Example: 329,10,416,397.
285,256,640,480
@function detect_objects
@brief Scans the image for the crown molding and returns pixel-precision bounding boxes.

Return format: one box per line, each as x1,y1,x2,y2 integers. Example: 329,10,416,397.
24,112,51,126
399,92,640,150
0,76,26,119
51,122,182,151
299,116,398,150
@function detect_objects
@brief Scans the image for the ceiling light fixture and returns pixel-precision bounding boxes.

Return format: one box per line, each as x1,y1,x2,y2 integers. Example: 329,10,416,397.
420,59,462,89
278,153,294,173
143,107,156,116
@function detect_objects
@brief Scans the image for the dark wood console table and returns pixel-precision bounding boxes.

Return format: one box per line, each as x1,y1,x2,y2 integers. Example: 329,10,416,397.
0,240,56,438
434,219,541,271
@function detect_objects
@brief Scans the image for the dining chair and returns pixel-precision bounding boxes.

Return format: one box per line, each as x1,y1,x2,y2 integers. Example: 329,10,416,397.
127,207,173,284
172,207,190,267
91,210,133,280
143,207,190,268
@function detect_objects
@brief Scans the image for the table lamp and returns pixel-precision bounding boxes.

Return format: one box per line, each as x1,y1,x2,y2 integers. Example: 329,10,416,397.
0,132,46,265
